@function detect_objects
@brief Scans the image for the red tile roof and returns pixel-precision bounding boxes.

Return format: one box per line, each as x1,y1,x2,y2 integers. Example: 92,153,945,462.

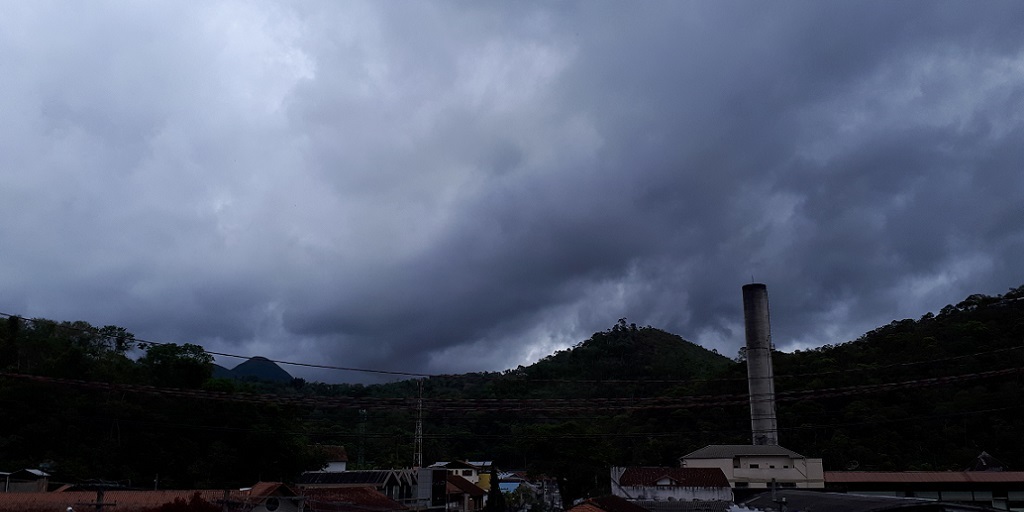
682,444,805,459
248,481,298,497
300,470,395,486
0,490,232,512
569,503,608,512
619,467,730,488
447,475,486,496
568,496,650,512
0,482,300,512
304,486,408,512
825,471,1024,484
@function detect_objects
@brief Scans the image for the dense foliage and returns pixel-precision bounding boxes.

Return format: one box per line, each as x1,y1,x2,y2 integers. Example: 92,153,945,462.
2,285,1023,505
0,319,324,488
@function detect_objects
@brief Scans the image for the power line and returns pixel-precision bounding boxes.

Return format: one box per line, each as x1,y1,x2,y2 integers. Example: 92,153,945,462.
0,311,435,378
8,397,1015,442
1,365,1019,413
3,310,1021,385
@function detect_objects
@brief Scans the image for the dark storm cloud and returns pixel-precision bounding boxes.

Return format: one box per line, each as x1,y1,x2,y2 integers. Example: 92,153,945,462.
2,1,1023,381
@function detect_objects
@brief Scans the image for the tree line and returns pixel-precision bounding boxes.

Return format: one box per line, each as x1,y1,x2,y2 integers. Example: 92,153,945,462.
2,285,1023,503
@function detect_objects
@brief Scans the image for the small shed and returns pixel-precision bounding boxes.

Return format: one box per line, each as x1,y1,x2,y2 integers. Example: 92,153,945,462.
3,469,50,493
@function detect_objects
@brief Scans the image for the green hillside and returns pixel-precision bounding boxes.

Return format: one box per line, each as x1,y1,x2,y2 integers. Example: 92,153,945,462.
214,356,294,383
521,319,732,381
1,285,1023,503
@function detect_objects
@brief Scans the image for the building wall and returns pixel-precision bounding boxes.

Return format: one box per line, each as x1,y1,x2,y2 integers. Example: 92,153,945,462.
829,481,1024,511
5,480,48,493
614,484,731,501
449,469,480,485
325,461,348,471
682,457,824,488
609,467,733,502
251,497,300,512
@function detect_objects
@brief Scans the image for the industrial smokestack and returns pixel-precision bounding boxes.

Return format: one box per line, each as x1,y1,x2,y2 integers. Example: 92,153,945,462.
743,283,778,446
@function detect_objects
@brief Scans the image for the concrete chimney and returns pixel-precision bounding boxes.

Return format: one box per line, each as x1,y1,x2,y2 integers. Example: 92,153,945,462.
743,283,778,446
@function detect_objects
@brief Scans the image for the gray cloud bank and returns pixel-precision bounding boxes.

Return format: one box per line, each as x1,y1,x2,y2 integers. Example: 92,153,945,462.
2,2,1023,382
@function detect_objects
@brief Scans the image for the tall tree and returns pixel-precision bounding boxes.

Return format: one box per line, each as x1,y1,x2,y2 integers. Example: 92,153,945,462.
485,466,507,512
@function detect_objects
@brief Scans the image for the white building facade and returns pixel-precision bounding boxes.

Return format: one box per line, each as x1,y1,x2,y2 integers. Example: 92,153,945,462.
610,466,733,502
679,445,824,489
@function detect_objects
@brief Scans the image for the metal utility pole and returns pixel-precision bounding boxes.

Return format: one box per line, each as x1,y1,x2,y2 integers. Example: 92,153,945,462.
358,409,367,469
414,379,423,468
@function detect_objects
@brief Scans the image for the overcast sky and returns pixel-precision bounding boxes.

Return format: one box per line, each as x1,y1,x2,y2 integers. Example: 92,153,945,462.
2,1,1023,383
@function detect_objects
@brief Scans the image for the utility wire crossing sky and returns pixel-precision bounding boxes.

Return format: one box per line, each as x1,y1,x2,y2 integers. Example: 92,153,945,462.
2,2,1024,382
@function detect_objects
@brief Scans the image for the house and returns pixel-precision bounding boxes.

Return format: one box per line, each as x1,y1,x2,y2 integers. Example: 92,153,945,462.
0,481,301,511
446,474,485,512
304,486,409,512
428,461,492,486
318,445,349,472
566,495,654,512
679,444,824,491
610,467,733,502
299,469,417,504
1,469,50,492
244,482,304,512
498,471,538,494
415,468,451,510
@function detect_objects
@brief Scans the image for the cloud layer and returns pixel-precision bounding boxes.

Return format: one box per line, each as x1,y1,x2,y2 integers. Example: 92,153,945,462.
2,2,1023,382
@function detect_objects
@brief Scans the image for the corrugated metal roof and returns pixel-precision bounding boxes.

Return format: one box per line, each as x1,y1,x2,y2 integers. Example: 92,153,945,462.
742,489,993,512
825,471,1024,483
618,467,730,488
429,460,492,470
681,444,805,459
300,470,394,486
499,482,521,493
634,500,734,512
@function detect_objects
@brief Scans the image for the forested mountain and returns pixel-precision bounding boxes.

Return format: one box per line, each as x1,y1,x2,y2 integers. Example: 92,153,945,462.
1,285,1023,504
213,356,293,383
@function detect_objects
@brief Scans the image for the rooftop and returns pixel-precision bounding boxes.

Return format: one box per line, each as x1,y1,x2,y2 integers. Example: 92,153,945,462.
568,496,650,512
446,475,485,496
618,467,730,488
304,486,408,512
742,489,992,512
681,444,806,460
0,483,297,512
299,470,398,486
825,471,1024,484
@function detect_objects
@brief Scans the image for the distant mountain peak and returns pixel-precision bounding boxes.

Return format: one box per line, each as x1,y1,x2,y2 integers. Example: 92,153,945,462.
213,356,293,383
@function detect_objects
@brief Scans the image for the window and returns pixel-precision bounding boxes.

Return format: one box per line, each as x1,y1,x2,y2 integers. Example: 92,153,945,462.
769,465,775,469
735,482,749,488
463,470,473,476
749,464,759,469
